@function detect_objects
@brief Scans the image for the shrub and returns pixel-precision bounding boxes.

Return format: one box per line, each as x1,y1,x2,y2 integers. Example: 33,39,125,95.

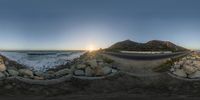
102,57,114,64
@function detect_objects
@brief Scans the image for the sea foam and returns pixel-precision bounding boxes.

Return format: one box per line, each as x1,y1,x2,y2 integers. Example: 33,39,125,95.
0,51,85,71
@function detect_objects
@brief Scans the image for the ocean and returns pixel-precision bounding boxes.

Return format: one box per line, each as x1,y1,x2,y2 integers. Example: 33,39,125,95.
0,51,86,71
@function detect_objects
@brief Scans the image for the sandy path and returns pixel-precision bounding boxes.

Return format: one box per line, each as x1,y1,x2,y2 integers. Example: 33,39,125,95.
102,54,168,76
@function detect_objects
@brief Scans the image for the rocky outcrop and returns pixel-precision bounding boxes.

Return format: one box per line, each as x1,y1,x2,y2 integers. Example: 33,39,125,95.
170,52,200,79
73,57,115,77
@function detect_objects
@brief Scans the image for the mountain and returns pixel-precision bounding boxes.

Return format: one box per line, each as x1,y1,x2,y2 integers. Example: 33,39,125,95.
107,40,188,52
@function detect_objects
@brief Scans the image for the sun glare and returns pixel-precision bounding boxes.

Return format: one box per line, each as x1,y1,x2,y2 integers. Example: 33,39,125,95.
87,44,96,52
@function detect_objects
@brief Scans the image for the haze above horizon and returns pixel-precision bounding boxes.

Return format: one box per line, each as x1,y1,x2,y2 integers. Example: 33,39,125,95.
0,0,200,50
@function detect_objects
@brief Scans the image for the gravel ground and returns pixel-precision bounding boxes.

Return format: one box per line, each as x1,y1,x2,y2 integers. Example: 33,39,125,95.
1,52,200,100
1,73,200,99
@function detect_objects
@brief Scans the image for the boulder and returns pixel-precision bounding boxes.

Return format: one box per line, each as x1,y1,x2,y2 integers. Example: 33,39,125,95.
85,67,93,76
174,62,178,65
35,71,44,77
102,67,112,75
0,58,6,72
182,57,187,60
185,60,192,65
19,69,33,77
178,61,184,65
170,68,175,72
5,61,9,65
94,66,112,76
76,64,87,69
47,71,55,74
34,76,44,80
88,59,98,68
0,64,6,72
188,71,200,78
94,66,104,76
183,65,197,74
55,68,71,76
96,59,104,65
174,64,181,69
191,57,196,60
0,72,5,78
193,61,200,67
173,69,187,77
3,71,9,77
74,70,85,76
7,69,19,76
43,73,55,79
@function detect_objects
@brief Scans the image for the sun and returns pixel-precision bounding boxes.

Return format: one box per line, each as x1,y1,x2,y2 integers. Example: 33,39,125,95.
87,44,96,52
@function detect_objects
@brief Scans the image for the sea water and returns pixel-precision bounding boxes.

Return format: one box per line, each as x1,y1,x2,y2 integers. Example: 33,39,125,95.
0,51,85,71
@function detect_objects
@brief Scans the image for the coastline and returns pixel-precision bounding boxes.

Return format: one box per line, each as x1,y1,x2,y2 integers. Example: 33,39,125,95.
1,50,200,98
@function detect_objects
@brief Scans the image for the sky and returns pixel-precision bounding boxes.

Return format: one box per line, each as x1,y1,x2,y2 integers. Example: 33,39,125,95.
0,0,200,50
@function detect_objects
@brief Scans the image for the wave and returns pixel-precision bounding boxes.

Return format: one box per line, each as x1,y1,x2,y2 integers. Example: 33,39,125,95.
0,51,85,72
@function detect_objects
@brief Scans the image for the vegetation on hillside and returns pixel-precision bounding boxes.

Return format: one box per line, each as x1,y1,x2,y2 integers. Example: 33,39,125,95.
106,40,188,52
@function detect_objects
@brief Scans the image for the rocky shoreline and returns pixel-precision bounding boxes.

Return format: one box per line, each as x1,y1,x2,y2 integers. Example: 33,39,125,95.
1,51,200,97
0,51,118,85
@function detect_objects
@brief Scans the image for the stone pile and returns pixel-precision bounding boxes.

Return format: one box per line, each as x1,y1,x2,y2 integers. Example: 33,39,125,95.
0,56,71,80
0,51,117,83
170,52,200,79
74,59,114,77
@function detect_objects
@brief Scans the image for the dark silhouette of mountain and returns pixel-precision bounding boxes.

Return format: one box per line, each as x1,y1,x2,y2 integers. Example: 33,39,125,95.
107,40,188,52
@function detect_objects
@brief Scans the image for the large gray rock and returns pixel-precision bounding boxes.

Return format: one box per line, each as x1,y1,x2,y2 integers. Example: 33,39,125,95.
94,66,112,76
74,70,85,76
170,68,175,72
55,68,71,76
76,64,87,69
85,67,93,76
178,61,184,65
174,64,181,69
34,76,44,80
7,69,19,76
183,65,197,74
43,73,55,79
96,59,104,65
0,72,5,78
35,71,44,77
185,60,192,65
193,61,200,67
182,57,187,61
0,57,6,72
102,67,112,75
88,59,98,68
189,71,200,78
19,69,33,77
0,64,6,72
173,69,187,77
